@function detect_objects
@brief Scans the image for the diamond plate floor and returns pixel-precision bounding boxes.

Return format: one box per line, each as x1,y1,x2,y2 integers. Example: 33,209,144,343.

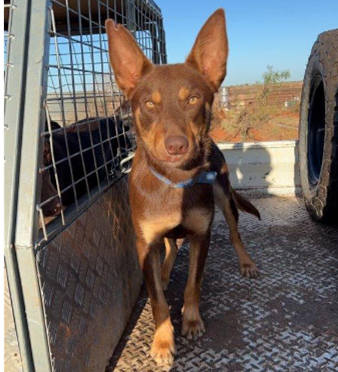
107,196,338,372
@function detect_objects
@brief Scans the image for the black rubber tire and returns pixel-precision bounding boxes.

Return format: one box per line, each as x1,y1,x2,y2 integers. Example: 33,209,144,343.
299,29,338,223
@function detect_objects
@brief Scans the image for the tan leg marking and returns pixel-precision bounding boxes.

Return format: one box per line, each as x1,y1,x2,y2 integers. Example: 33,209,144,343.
213,183,259,278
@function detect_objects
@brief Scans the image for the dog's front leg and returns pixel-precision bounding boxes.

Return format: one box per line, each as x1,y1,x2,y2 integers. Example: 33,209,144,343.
181,230,211,340
136,238,176,364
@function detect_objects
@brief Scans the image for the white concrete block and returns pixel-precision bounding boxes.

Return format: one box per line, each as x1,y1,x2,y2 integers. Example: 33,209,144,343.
218,141,300,195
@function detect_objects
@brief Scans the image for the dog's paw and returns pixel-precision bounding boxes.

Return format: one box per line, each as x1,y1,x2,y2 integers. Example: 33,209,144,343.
182,318,205,340
151,339,176,365
240,261,259,279
151,320,176,364
181,307,205,340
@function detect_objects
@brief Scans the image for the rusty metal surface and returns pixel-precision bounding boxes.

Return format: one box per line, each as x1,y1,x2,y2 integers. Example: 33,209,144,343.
4,266,23,372
37,178,142,372
108,195,338,372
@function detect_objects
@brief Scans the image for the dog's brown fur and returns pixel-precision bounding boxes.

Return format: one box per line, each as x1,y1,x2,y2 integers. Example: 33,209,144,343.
106,9,260,364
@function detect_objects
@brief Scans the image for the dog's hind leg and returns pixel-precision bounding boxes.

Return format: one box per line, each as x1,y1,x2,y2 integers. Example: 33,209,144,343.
213,179,259,279
182,231,210,340
161,238,182,291
210,143,259,278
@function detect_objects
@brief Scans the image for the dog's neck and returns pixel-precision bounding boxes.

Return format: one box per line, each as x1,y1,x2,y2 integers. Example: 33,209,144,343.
137,137,212,184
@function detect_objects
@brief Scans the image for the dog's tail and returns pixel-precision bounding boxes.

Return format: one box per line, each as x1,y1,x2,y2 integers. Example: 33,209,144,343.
231,187,261,220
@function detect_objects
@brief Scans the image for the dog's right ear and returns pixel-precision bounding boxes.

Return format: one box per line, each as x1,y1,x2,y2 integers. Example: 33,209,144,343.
105,19,152,98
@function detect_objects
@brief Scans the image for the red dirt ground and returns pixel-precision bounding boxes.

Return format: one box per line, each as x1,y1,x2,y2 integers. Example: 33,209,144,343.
210,111,299,143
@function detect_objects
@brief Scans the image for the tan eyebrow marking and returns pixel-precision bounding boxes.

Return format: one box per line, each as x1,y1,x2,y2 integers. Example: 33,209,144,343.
151,90,162,103
178,86,190,100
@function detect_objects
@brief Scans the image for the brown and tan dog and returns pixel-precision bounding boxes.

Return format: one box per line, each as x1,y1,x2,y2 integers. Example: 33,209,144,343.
106,9,260,364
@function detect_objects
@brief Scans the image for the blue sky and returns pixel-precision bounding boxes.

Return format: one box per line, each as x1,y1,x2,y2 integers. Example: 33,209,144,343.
156,0,338,86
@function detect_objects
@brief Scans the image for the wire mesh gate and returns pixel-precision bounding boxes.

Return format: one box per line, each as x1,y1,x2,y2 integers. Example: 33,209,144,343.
42,0,166,244
4,1,166,371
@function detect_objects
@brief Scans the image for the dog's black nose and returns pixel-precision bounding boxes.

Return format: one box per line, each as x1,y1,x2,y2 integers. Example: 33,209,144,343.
165,135,189,155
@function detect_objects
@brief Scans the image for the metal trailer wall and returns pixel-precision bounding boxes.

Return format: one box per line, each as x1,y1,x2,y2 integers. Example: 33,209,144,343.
4,1,166,371
4,1,36,370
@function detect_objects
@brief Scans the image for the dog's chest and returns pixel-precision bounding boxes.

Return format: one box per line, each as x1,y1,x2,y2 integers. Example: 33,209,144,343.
139,192,213,244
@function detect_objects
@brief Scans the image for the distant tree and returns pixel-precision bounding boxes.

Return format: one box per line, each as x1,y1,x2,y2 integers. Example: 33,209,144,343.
261,65,291,103
262,65,290,85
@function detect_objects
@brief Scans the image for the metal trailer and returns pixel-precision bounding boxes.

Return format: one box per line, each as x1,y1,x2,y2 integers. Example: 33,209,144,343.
4,1,166,371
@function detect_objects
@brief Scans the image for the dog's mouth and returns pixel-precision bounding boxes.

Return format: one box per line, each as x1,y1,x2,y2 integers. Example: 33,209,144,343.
157,142,207,171
159,142,197,165
162,153,187,164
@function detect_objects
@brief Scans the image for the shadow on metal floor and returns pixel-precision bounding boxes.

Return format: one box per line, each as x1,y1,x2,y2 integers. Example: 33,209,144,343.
107,196,338,372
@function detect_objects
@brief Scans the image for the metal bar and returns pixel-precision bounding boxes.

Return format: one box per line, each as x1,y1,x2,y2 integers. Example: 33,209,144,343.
4,3,17,8
47,65,109,80
85,0,104,192
48,37,105,53
126,0,136,33
94,0,112,182
76,0,102,199
40,115,127,134
13,0,53,371
44,93,122,101
64,0,92,201
45,108,67,226
94,1,120,165
50,5,80,212
4,0,36,370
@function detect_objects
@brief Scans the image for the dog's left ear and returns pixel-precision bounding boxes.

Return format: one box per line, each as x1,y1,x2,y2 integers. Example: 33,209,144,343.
186,9,228,92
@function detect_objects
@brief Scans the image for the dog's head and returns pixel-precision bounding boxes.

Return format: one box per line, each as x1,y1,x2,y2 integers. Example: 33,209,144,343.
106,9,228,169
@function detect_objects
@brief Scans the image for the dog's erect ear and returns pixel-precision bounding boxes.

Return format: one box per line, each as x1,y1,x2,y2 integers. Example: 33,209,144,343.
186,9,228,92
105,19,152,98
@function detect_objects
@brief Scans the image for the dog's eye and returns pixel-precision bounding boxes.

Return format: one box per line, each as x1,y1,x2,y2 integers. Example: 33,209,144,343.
145,101,155,108
188,96,198,105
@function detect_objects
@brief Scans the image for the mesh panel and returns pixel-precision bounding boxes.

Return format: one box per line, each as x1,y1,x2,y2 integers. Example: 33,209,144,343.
38,0,166,244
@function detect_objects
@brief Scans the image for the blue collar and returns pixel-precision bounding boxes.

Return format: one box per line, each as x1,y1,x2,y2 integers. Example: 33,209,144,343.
149,167,217,188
